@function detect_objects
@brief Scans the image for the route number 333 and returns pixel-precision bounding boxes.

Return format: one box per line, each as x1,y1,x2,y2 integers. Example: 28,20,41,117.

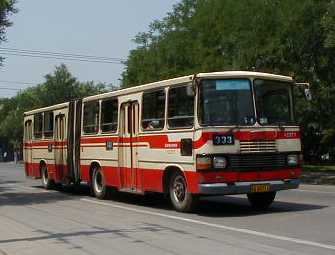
213,134,235,145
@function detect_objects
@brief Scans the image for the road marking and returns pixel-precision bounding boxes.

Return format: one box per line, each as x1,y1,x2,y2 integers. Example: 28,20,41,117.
81,198,335,251
295,189,335,195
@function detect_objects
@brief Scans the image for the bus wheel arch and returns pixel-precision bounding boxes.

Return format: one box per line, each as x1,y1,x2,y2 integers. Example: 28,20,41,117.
89,161,101,184
39,160,47,178
163,166,198,212
163,166,183,194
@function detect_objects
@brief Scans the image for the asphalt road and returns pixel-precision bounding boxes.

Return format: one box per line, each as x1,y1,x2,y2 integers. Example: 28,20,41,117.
0,163,335,255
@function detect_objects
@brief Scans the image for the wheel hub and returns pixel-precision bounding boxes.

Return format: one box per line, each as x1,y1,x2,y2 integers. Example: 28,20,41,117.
94,171,103,193
173,176,186,202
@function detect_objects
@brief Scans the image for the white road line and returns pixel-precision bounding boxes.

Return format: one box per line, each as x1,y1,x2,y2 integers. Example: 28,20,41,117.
295,189,335,195
81,198,335,251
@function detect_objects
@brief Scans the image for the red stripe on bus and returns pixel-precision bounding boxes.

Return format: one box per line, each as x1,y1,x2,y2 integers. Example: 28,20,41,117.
25,130,299,150
80,130,300,149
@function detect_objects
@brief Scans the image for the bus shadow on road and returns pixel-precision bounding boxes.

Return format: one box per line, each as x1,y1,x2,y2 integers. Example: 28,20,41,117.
61,184,328,217
5,184,326,217
195,196,327,217
0,186,77,207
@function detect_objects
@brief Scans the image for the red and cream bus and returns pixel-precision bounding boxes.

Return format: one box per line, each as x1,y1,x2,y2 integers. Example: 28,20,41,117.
23,71,305,212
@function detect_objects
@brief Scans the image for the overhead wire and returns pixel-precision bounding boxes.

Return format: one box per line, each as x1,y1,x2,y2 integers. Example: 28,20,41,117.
0,47,126,64
0,87,22,91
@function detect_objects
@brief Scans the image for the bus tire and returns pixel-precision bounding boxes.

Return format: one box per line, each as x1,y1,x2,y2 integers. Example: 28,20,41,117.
41,164,55,190
92,166,108,199
169,171,198,212
247,191,276,209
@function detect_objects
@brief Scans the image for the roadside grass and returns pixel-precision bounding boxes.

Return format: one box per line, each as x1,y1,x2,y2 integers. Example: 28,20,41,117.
302,164,335,172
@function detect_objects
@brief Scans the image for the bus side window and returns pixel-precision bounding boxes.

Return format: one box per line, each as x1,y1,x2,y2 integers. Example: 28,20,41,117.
43,111,54,139
168,85,194,128
24,120,32,140
142,89,165,130
83,101,99,134
101,98,118,133
33,113,43,139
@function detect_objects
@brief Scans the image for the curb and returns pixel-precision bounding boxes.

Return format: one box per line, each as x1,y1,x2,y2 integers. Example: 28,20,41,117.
301,171,335,185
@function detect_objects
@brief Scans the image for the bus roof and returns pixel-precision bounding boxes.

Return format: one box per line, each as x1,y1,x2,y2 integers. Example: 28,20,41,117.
24,71,293,115
83,71,293,102
196,71,293,82
24,102,69,116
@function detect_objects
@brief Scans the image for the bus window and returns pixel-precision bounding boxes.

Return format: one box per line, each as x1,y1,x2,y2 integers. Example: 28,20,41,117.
83,101,99,134
24,120,32,140
168,85,194,128
43,111,54,138
33,113,43,139
101,98,118,133
142,89,165,130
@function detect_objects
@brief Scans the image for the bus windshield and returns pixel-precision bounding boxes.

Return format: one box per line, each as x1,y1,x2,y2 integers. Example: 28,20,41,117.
254,79,293,125
199,79,256,126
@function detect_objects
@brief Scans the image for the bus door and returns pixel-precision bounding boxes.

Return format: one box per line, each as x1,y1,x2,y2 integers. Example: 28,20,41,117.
54,114,67,182
119,101,140,191
24,120,33,176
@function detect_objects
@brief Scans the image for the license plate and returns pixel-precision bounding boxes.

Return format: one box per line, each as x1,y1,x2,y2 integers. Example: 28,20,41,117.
250,184,270,193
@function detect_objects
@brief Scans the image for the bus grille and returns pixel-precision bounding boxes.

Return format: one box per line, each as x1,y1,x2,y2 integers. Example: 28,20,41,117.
229,154,286,170
240,140,277,153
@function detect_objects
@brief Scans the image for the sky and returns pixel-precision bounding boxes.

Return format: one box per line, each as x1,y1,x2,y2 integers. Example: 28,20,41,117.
0,0,179,98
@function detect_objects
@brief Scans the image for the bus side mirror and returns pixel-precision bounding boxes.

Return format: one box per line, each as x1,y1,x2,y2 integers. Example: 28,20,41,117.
295,83,312,101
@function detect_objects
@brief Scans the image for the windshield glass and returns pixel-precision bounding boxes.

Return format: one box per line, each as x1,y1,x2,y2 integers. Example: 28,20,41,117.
254,79,293,125
199,79,255,126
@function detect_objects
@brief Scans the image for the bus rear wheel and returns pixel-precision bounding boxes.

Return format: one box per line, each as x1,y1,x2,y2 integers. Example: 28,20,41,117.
41,164,55,190
169,172,198,212
247,191,276,209
92,166,108,199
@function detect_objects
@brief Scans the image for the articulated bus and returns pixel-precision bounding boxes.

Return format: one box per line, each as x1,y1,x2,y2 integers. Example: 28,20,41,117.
23,71,306,212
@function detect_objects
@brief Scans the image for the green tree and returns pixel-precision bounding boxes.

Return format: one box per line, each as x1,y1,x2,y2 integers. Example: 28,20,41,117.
0,0,16,64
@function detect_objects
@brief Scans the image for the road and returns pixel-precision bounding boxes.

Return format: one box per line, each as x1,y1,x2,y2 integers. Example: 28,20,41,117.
0,163,335,255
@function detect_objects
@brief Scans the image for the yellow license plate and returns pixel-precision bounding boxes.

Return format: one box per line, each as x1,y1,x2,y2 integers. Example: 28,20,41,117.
250,184,270,193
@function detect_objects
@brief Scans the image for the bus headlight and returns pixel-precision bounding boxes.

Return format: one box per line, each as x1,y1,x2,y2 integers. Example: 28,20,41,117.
213,156,228,169
287,154,298,166
196,155,212,170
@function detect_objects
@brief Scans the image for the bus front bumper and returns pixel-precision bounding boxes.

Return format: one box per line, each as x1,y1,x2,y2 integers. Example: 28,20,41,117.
199,179,300,195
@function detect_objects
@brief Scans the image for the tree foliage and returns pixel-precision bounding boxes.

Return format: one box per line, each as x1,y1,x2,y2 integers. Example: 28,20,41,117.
0,64,106,145
122,0,335,161
0,0,16,64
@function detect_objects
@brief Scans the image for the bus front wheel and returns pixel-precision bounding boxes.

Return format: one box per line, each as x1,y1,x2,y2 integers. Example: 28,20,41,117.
169,172,198,212
247,191,276,209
